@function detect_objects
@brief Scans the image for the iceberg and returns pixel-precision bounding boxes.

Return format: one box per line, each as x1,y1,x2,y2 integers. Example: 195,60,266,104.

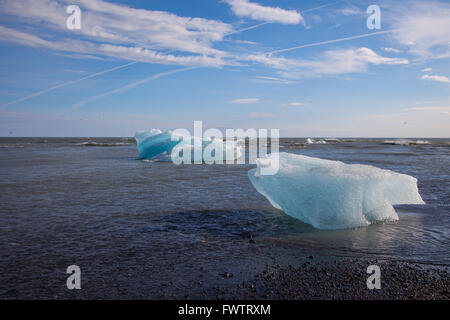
248,152,425,230
306,138,326,144
135,129,182,161
381,139,431,145
134,129,242,162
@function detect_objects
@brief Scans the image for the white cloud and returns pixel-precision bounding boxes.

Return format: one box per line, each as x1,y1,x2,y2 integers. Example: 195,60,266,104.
405,106,450,112
231,98,260,104
421,68,432,72
389,1,450,59
249,112,274,118
232,39,259,45
421,74,450,83
245,54,292,70
0,1,412,74
281,102,305,107
247,47,408,78
299,47,408,75
54,53,111,61
0,25,227,67
404,106,450,115
338,6,363,16
413,100,436,105
383,47,401,53
0,0,234,67
223,0,303,25
0,25,55,48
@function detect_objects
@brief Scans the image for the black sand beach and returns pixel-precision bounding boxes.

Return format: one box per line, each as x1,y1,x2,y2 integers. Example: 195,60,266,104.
233,258,450,300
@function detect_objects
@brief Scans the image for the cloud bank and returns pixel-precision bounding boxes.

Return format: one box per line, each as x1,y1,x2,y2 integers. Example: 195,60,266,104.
231,98,260,104
223,0,303,25
421,74,450,83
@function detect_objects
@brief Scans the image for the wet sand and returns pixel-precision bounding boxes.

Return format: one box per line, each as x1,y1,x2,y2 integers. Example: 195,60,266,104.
230,258,450,300
187,240,450,300
2,235,449,300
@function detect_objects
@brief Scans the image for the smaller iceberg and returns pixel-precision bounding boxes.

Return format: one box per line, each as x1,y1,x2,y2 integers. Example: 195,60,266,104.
248,152,425,230
306,138,327,144
381,139,431,145
134,129,242,162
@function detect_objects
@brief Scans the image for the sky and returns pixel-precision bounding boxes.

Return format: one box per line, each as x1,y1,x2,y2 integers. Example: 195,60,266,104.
0,0,449,137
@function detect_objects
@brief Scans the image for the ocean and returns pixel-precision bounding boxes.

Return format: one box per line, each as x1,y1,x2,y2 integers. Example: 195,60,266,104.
0,137,448,298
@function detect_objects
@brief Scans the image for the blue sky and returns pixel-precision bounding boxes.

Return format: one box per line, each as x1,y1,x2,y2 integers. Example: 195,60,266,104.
0,0,449,137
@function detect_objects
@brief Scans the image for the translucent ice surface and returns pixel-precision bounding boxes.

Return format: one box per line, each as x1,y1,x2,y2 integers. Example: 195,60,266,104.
134,129,242,162
306,138,326,144
248,152,425,230
134,129,181,161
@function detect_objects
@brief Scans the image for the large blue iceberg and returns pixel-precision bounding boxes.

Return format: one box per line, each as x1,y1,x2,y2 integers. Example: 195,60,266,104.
134,129,242,162
135,129,181,160
248,152,425,230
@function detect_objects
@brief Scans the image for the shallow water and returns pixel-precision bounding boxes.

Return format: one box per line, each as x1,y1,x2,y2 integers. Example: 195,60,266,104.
0,137,448,298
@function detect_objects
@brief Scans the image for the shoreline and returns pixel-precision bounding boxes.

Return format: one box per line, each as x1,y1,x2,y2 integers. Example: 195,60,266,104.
215,256,450,300
1,241,449,300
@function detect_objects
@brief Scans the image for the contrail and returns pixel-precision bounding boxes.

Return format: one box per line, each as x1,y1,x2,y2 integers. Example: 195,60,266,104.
267,29,397,55
299,0,344,13
226,22,272,36
0,61,138,109
74,66,197,108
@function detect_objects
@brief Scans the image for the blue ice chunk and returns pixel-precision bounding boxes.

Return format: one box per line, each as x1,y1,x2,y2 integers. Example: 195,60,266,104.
134,129,182,160
134,129,242,161
248,152,425,230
